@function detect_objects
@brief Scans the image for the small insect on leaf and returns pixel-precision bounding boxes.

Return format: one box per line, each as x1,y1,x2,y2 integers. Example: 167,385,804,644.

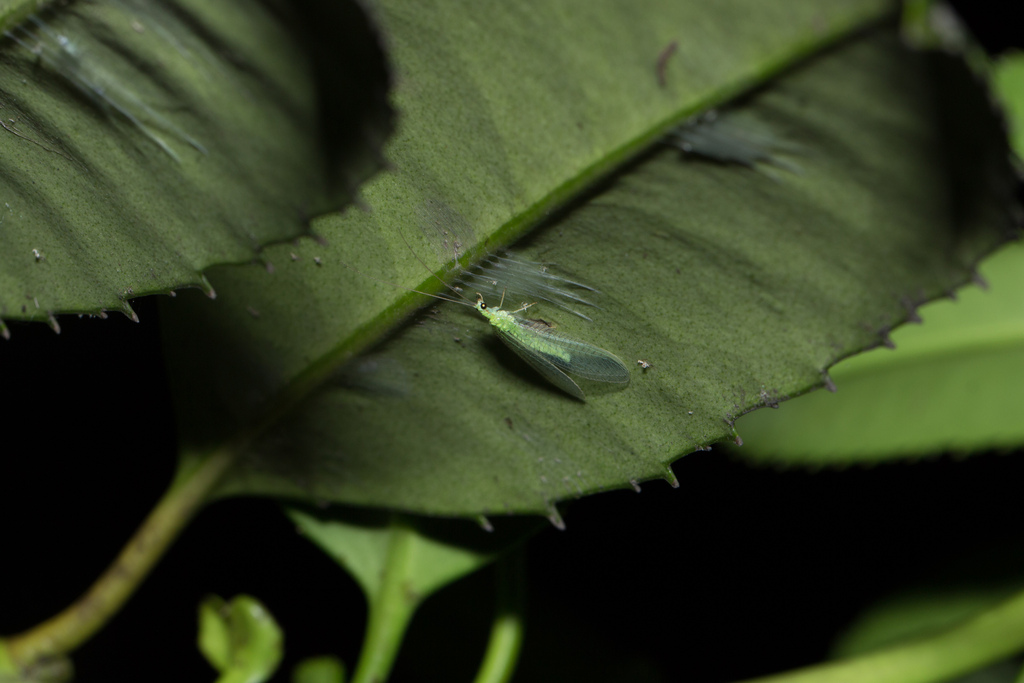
342,226,629,400
473,294,630,401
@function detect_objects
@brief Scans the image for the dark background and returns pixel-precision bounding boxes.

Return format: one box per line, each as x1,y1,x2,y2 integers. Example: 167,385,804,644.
2,3,1020,681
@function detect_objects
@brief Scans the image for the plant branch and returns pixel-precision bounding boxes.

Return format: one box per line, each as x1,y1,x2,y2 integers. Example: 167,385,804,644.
472,552,526,683
735,586,1024,683
3,445,238,668
349,522,419,683
1,240,396,671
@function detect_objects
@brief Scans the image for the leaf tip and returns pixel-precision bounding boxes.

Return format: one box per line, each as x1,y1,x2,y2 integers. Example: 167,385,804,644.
0,319,9,340
629,478,642,493
47,313,60,334
476,515,494,533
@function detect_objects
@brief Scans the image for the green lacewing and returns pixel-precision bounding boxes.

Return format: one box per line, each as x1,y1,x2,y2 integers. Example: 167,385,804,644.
471,293,629,401
346,235,630,400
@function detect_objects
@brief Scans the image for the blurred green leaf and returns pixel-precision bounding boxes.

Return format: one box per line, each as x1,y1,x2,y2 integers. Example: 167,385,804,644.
827,550,1024,683
948,662,1022,683
993,51,1024,158
835,581,1024,659
288,507,526,603
0,0,391,333
734,241,1024,464
738,581,1024,683
197,595,283,683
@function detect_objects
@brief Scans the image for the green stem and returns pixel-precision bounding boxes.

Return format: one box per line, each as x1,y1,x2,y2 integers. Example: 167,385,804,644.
3,446,237,667
735,586,1024,683
349,523,419,683
472,552,526,683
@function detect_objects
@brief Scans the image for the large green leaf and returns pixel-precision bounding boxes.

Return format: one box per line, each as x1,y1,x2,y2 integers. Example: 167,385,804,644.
162,3,1015,517
0,0,391,335
992,51,1024,156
